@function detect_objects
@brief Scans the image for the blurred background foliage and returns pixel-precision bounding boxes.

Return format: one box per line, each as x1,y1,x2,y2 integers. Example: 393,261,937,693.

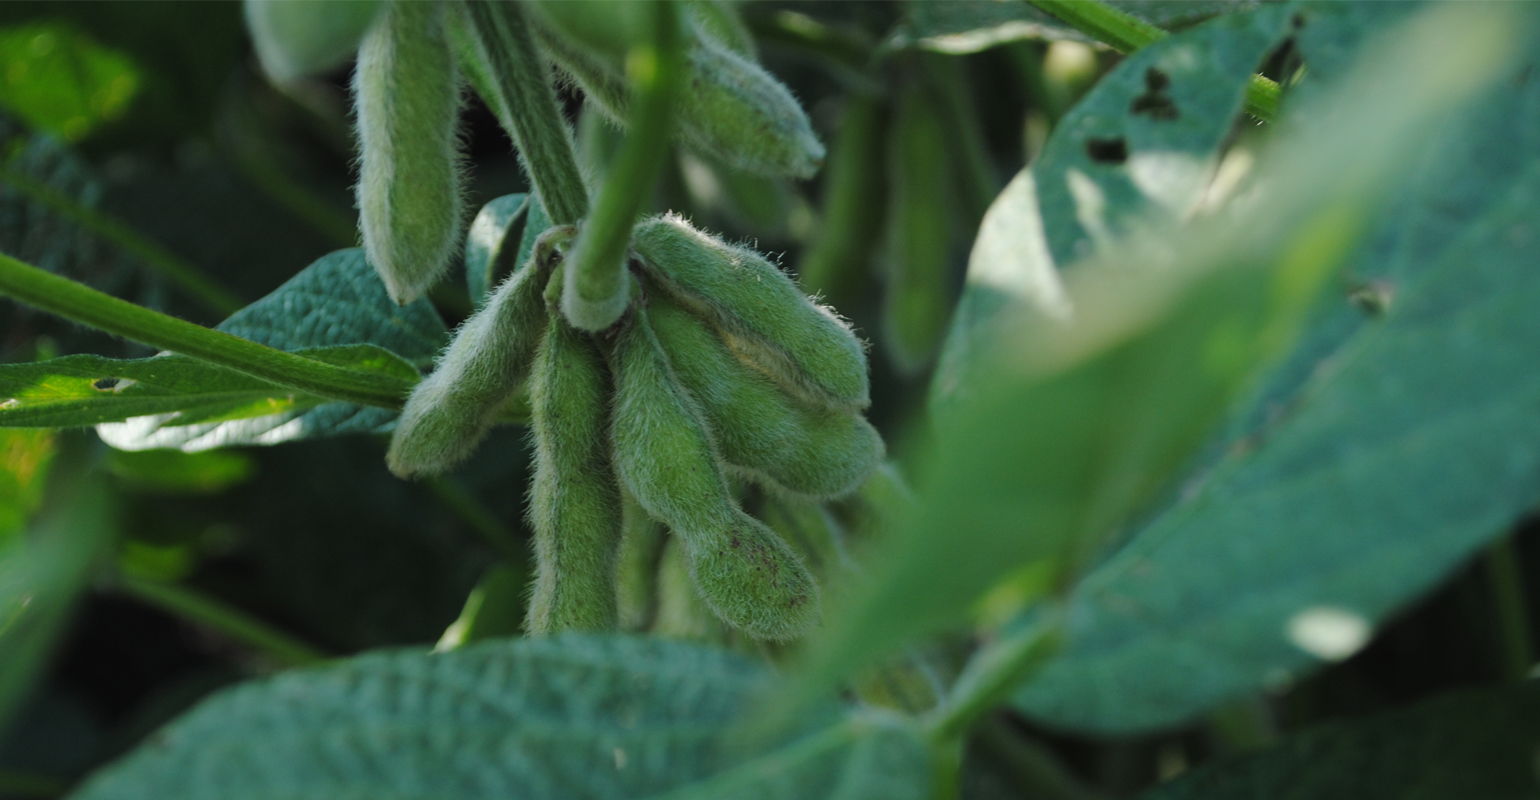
0,2,1535,799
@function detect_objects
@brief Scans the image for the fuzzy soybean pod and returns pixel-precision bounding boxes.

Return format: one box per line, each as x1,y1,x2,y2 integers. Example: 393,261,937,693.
632,214,870,412
525,313,623,635
353,0,464,305
881,75,957,376
533,13,823,179
648,291,882,499
386,228,574,479
610,307,820,641
614,490,666,632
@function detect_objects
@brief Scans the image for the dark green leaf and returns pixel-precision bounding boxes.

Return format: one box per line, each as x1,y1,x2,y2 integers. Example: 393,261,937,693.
70,635,929,800
1142,684,1540,800
463,193,529,309
90,248,447,450
933,5,1293,414
1012,4,1540,733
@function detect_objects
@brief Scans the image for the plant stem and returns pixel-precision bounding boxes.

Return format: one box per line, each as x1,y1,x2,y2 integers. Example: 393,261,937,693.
561,0,684,331
1026,0,1281,122
425,475,526,565
926,607,1064,745
456,0,590,227
930,736,963,800
1485,536,1533,682
0,252,414,409
117,573,328,667
0,166,244,316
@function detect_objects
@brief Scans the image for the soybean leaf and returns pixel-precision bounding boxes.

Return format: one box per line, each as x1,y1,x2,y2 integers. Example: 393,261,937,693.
69,635,929,800
1142,684,1540,800
0,476,114,729
933,4,1294,414
1011,4,1540,733
788,1,1515,724
102,448,254,494
898,0,1260,54
463,192,529,309
0,343,412,433
0,429,55,542
93,248,447,450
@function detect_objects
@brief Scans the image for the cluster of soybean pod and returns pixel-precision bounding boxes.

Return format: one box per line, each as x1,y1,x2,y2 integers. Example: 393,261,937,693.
249,0,928,643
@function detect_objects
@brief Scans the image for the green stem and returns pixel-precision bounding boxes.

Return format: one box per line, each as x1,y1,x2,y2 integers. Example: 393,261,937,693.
561,0,684,331
455,0,590,227
1485,536,1533,682
926,608,1064,745
0,252,414,409
1026,0,1280,122
0,768,67,798
425,475,526,565
930,736,963,800
0,166,244,316
117,573,328,667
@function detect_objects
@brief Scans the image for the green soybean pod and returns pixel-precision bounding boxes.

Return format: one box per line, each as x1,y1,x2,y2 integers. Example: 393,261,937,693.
796,93,887,308
648,290,882,499
533,12,822,179
525,314,623,635
760,494,856,586
684,0,756,59
651,536,727,645
614,490,666,632
386,227,574,479
244,0,383,83
881,73,956,376
353,0,465,305
631,214,870,412
610,307,820,641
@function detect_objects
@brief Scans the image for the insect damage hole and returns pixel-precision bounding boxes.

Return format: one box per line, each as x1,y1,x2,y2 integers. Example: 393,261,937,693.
1085,136,1128,164
92,377,120,391
1130,67,1179,120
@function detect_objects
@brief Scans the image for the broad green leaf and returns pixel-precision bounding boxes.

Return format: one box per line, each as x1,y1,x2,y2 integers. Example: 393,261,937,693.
1011,4,1540,733
464,193,529,309
94,248,447,451
1142,684,1540,800
789,1,1519,725
897,1,1259,54
70,635,929,800
933,5,1294,414
0,23,139,141
243,0,384,83
0,476,113,729
0,343,413,437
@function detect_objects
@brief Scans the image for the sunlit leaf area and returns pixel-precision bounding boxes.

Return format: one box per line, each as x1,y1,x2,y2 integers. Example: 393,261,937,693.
1,2,1539,799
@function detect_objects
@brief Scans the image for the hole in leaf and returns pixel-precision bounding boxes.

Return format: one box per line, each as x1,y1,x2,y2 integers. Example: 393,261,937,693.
1131,67,1180,121
92,377,120,391
1085,136,1128,164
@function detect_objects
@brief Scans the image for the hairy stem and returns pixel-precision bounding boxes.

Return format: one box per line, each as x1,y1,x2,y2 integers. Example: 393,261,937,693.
0,252,413,409
0,166,244,316
118,573,328,667
455,0,590,226
1026,0,1281,122
561,0,684,330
